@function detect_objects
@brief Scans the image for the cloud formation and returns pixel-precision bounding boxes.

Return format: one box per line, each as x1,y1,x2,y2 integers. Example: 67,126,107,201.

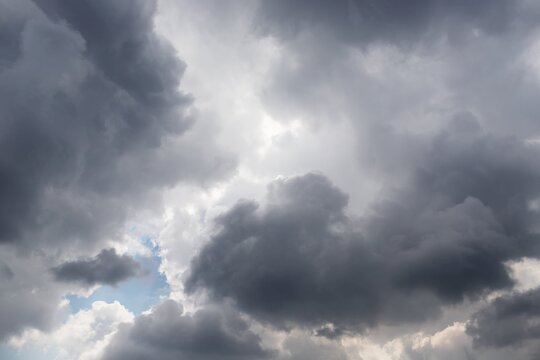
256,0,521,47
187,124,540,332
0,0,234,341
0,0,233,252
53,248,142,286
102,299,273,360
467,288,540,349
2,0,540,358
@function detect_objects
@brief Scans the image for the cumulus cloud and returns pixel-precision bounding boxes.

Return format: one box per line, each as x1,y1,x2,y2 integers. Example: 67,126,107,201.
102,299,273,360
2,0,540,358
12,300,134,360
101,299,355,360
467,288,540,348
186,123,540,333
0,0,235,341
52,248,142,286
0,0,234,251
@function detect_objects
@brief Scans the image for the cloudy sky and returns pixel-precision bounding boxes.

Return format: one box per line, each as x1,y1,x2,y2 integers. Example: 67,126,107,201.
2,0,540,359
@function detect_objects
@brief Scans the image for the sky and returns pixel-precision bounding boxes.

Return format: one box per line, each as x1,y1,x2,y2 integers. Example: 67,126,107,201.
1,0,540,359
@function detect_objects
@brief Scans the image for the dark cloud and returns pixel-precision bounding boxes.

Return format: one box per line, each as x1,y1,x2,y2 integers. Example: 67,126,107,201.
186,125,540,332
0,0,234,250
52,248,141,286
102,299,273,360
0,264,13,280
255,0,521,47
467,288,540,349
0,0,235,341
0,251,68,341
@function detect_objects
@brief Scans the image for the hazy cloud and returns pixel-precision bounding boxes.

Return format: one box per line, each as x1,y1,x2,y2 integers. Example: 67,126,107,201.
0,0,234,341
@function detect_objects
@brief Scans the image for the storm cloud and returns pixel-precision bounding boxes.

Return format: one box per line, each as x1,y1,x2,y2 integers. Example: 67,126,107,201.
2,0,540,358
0,0,234,341
187,124,540,332
0,0,233,251
467,288,540,348
256,0,526,47
53,248,142,286
102,299,273,360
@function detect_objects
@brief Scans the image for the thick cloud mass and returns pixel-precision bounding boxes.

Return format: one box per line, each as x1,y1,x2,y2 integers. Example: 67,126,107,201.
256,0,519,46
0,0,232,251
467,288,540,348
3,0,540,358
187,126,540,332
0,0,235,341
102,300,273,360
53,248,141,286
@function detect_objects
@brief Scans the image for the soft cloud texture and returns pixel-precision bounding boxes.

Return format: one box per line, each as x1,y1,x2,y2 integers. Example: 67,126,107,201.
102,300,273,360
187,134,540,331
53,249,142,287
0,0,233,341
0,0,233,252
2,0,540,359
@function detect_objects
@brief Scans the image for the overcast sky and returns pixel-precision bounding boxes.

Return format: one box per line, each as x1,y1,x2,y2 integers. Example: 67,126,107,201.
2,0,540,359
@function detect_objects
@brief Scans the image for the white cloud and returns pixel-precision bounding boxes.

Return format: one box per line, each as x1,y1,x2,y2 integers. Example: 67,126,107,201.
12,301,133,360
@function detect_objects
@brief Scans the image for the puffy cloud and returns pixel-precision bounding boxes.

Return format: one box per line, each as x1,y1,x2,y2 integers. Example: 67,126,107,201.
467,288,540,348
401,323,475,360
186,126,540,332
102,299,273,360
53,248,142,287
12,300,134,360
0,0,235,341
0,0,234,251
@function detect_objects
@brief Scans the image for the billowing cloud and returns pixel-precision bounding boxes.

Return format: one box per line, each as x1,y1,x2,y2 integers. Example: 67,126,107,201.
467,288,540,349
2,0,540,358
256,0,523,47
186,124,540,332
11,300,134,360
0,0,234,251
0,0,235,341
102,299,273,360
53,248,142,286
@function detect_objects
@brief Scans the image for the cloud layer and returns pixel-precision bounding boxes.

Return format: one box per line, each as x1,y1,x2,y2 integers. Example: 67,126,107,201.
2,0,540,358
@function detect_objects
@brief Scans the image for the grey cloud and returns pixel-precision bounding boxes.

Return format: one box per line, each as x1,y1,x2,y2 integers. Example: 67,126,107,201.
256,0,540,150
0,251,68,341
0,264,13,280
0,0,234,251
52,248,141,286
467,288,540,349
0,0,235,341
102,299,273,360
255,0,521,47
186,126,540,332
